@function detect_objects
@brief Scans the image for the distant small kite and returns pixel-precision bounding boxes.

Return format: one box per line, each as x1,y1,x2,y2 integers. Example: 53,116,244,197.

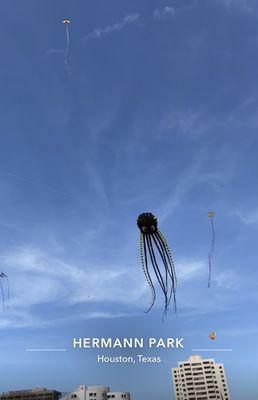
0,272,9,312
63,19,71,75
209,332,217,340
207,211,215,288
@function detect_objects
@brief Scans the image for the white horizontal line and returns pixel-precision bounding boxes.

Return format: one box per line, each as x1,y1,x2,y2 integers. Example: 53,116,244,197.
26,348,67,352
192,349,232,352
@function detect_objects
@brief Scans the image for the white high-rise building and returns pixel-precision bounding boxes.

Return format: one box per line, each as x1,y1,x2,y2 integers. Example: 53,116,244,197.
172,355,230,400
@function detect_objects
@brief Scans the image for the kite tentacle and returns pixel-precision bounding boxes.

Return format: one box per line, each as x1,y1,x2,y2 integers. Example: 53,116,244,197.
146,235,166,295
154,231,175,285
146,234,168,315
141,234,156,313
151,233,170,293
153,231,177,313
157,229,177,289
151,232,175,315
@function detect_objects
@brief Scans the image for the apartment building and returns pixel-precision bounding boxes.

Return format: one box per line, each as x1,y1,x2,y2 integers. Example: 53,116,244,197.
172,355,230,400
0,389,61,400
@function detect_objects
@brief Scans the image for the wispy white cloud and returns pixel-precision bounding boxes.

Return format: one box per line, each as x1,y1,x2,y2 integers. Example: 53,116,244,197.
214,270,240,290
0,309,52,329
0,244,210,328
177,260,204,281
83,13,140,42
2,246,141,305
84,158,109,208
173,260,241,314
0,242,253,329
0,167,79,202
0,246,147,328
221,326,258,336
82,6,189,45
78,311,131,319
158,109,210,139
158,155,225,221
150,103,240,221
46,48,64,56
234,208,258,225
153,6,176,20
217,0,255,13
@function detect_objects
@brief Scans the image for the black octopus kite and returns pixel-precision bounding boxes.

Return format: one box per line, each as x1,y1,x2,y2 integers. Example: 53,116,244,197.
137,213,177,318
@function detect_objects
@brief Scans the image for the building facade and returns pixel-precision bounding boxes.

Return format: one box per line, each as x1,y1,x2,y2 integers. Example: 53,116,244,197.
64,386,109,400
172,355,230,400
0,389,61,400
107,393,130,400
63,386,130,400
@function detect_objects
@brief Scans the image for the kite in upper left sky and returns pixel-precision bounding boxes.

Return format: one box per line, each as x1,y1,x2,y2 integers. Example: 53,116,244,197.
0,272,9,312
62,19,71,75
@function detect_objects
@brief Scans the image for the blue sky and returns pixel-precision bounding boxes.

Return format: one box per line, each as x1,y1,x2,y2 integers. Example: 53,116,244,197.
0,0,258,398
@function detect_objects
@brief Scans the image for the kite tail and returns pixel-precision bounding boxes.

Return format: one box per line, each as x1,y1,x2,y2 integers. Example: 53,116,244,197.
0,279,6,312
64,26,71,75
6,276,9,311
208,218,215,288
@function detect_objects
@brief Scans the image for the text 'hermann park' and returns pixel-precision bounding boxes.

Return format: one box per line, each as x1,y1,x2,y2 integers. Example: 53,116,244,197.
72,337,184,349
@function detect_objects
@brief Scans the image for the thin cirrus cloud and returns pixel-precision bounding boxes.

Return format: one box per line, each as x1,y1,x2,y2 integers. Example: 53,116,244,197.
176,260,204,281
83,13,140,42
214,270,240,290
158,154,226,221
217,0,255,13
1,245,147,307
46,48,64,56
153,6,176,19
0,244,212,329
232,207,258,225
83,6,179,43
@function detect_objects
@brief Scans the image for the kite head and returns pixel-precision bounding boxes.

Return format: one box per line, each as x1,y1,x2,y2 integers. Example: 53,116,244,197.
208,211,215,218
137,213,158,234
63,19,71,24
